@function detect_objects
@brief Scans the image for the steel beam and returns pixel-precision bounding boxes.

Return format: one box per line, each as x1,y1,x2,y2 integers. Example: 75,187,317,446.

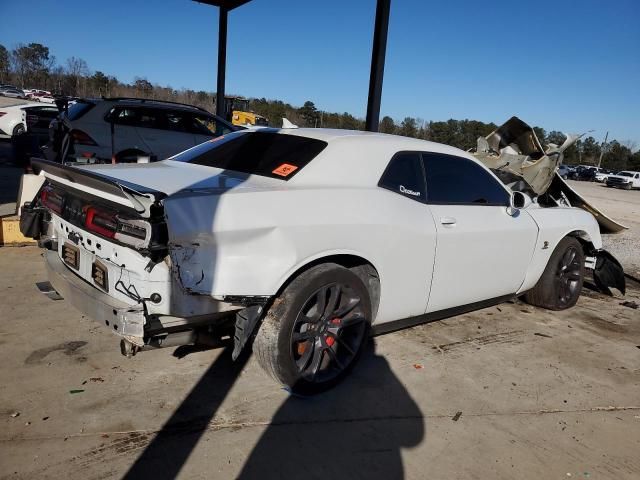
216,6,228,118
365,0,391,132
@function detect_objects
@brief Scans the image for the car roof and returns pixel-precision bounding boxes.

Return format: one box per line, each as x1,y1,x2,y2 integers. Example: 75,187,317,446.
256,128,491,188
87,97,210,113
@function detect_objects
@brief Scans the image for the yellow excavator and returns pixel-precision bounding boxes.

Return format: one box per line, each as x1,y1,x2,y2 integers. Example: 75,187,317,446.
223,97,269,127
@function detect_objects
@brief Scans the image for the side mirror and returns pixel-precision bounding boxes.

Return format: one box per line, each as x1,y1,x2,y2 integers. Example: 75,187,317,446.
508,191,532,215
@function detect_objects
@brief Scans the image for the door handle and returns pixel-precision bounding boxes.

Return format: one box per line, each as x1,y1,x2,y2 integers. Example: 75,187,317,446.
440,217,457,226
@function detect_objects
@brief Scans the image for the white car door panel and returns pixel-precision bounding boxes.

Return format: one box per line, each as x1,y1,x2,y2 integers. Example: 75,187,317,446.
420,152,538,313
427,205,537,312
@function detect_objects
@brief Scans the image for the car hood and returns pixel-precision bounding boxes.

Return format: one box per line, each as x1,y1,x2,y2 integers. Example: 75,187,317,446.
78,160,287,196
606,175,632,181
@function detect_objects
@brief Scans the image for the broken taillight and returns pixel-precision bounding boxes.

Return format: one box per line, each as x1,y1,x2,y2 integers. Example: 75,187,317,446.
85,207,117,238
70,129,98,146
85,207,150,247
40,187,64,214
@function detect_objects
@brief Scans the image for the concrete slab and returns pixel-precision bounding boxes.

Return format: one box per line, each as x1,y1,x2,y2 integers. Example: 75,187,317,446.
0,246,638,479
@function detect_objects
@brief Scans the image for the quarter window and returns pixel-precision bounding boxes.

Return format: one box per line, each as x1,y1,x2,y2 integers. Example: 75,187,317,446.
190,114,234,137
422,153,509,205
379,153,426,201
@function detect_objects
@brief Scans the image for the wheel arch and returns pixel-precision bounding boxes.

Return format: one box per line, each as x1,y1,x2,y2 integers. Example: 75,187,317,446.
566,229,602,255
274,252,381,321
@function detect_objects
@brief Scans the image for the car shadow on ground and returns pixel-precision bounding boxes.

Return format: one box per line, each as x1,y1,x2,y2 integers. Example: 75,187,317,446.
123,341,424,479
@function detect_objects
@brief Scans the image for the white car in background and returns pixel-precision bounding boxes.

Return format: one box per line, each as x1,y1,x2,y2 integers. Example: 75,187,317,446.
0,102,44,138
606,171,640,190
22,128,625,394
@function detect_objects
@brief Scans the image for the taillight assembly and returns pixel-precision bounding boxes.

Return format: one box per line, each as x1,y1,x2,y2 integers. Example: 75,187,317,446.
70,129,97,146
85,206,150,247
85,207,117,238
40,186,64,214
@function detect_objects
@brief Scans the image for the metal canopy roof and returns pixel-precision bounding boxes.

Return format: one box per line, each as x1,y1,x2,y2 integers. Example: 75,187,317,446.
193,0,391,131
194,0,252,10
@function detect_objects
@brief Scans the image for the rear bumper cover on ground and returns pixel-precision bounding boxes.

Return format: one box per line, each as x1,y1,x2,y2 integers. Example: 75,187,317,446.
44,250,145,343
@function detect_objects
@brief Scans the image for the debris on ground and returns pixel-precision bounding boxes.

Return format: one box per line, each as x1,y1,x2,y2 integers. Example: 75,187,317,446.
42,416,49,421
10,412,20,418
534,332,553,338
620,301,638,309
452,411,462,422
413,364,424,369
82,377,104,385
69,389,85,394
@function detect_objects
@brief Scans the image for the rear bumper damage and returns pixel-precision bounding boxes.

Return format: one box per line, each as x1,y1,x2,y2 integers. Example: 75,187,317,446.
45,249,146,343
42,249,269,357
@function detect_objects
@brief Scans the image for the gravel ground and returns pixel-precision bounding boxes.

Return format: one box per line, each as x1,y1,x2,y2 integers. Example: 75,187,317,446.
567,180,640,277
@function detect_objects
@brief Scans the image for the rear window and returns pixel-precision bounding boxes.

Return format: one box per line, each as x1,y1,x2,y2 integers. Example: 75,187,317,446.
172,131,328,180
66,102,95,121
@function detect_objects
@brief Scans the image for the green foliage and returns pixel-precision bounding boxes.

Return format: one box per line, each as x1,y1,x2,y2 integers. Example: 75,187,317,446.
134,77,153,94
379,116,396,134
0,44,9,83
398,117,418,138
299,101,320,127
90,71,109,95
12,42,54,87
602,141,633,171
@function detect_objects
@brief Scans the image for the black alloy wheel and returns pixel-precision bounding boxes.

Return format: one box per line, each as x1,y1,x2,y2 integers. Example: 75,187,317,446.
556,245,582,307
291,283,367,384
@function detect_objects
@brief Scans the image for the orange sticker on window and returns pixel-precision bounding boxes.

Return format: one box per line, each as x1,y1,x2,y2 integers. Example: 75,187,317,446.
272,163,298,177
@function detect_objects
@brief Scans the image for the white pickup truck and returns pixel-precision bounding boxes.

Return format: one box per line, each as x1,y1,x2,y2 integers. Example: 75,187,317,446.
605,171,640,190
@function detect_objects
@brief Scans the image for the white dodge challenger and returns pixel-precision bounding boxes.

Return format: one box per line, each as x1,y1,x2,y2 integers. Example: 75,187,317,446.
21,127,624,393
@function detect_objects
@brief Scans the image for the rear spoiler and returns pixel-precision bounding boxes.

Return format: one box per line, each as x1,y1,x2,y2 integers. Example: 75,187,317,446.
31,158,166,217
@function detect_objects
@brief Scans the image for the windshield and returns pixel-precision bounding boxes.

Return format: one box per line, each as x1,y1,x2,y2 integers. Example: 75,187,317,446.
617,172,633,177
172,131,328,181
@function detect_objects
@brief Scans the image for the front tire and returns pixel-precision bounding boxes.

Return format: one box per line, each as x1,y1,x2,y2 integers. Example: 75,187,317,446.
254,263,371,395
524,237,585,310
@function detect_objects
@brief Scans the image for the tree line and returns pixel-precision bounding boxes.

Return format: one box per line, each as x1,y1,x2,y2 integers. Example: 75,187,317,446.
1,42,638,171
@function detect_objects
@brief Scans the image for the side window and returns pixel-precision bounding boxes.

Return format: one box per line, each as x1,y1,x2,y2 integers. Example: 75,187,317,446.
137,108,166,130
165,111,189,132
109,107,138,126
422,152,509,205
190,114,233,137
379,153,426,202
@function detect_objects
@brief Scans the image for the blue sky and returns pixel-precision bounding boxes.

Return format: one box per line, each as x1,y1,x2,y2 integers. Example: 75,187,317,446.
1,0,639,144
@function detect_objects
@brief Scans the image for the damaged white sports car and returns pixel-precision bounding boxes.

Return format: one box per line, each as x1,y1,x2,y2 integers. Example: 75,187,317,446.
21,123,625,393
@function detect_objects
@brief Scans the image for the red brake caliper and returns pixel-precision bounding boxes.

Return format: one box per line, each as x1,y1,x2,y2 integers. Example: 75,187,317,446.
326,318,341,347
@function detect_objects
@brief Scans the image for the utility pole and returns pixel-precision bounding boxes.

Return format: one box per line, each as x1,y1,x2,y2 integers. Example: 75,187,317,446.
598,131,609,168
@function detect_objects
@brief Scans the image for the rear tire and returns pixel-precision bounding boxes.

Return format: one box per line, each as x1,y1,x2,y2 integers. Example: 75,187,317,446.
254,263,371,395
524,237,584,310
